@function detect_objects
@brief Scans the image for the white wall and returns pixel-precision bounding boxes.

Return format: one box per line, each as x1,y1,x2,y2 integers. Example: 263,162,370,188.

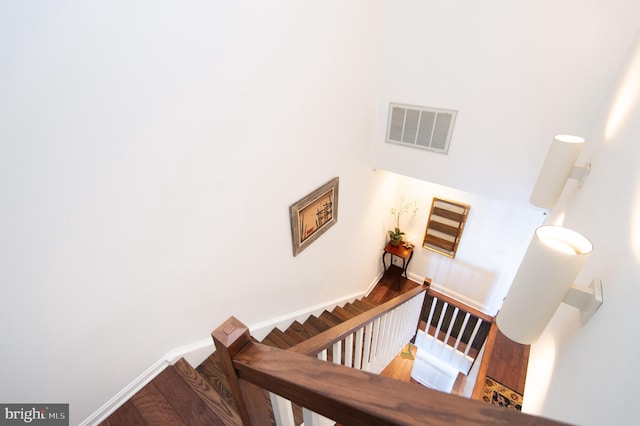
380,171,543,314
3,1,639,424
371,0,640,326
373,3,640,424
0,1,386,424
524,31,640,426
375,0,640,206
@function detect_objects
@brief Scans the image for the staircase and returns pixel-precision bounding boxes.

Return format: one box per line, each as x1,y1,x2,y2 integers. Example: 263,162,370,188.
99,358,240,425
100,281,399,425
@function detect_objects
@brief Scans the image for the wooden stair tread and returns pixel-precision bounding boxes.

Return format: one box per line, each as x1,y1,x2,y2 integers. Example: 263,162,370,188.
356,298,378,310
342,302,366,316
102,361,229,426
331,306,356,321
262,328,299,349
153,363,226,426
351,300,374,313
260,335,281,349
289,320,318,339
173,358,241,426
319,310,343,327
284,326,307,343
195,353,238,416
304,315,331,333
101,399,147,426
130,381,189,426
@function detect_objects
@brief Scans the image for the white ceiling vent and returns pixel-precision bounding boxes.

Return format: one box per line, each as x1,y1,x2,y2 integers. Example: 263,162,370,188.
386,103,457,154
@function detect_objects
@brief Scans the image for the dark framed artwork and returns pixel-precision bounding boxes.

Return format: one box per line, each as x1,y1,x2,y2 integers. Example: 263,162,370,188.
289,177,339,256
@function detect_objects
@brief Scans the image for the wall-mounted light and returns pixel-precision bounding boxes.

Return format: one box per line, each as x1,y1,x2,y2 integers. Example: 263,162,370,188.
529,135,591,209
496,225,602,345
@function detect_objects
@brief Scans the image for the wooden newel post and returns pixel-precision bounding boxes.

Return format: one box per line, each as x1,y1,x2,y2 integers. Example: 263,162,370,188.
423,276,432,288
212,316,271,426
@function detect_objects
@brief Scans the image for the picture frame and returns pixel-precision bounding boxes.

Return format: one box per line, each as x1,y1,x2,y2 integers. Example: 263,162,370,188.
289,177,339,256
423,197,470,259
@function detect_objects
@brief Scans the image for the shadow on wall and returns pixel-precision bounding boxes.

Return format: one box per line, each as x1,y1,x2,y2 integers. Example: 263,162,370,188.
419,251,497,313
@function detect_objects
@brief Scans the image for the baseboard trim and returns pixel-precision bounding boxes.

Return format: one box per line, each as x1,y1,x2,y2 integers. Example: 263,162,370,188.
79,357,170,426
80,274,381,425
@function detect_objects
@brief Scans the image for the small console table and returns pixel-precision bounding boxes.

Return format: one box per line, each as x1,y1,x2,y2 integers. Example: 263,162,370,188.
382,242,414,278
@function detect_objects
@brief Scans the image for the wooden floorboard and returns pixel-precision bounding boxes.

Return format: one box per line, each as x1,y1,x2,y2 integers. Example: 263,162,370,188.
173,359,241,426
195,353,238,414
131,381,188,426
154,366,224,426
367,265,421,304
304,315,331,333
319,310,343,327
485,329,530,394
331,305,356,321
380,344,416,382
101,400,148,426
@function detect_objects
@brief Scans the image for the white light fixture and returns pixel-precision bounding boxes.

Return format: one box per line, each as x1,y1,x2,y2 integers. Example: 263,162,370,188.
529,135,591,209
496,225,602,345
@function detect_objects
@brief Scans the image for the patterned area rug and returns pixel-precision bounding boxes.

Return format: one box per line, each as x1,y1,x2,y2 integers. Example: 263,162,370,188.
481,377,523,411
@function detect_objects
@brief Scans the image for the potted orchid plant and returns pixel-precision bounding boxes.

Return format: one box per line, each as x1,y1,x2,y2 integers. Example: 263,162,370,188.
389,196,418,246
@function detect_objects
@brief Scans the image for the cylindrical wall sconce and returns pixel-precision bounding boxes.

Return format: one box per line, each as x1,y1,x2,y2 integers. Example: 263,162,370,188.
529,135,586,209
496,225,593,344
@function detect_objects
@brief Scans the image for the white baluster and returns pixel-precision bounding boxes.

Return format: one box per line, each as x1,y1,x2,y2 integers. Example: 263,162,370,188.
386,310,398,367
354,328,364,370
270,393,295,426
332,341,342,365
362,321,374,371
376,312,390,368
303,409,334,426
372,317,383,369
444,307,459,347
434,301,449,343
426,296,437,337
453,312,471,353
464,317,482,357
344,333,353,368
317,349,327,362
303,408,320,426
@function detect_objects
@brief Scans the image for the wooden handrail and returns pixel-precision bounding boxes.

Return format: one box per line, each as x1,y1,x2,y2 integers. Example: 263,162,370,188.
219,326,566,425
472,320,500,400
290,285,427,356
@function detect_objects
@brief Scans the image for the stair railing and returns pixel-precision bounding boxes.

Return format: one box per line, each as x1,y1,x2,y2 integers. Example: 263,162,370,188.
290,285,427,372
417,287,494,375
212,315,563,426
214,285,426,425
282,285,427,424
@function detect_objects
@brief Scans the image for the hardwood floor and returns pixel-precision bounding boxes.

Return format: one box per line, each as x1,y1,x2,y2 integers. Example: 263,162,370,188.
486,329,530,393
380,343,417,382
472,322,530,398
367,265,422,304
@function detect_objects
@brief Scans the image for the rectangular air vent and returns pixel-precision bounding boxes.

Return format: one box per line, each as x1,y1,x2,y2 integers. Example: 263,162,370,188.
386,103,457,154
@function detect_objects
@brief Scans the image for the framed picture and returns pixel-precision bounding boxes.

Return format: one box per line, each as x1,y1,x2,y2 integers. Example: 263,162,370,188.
423,197,470,258
289,177,339,256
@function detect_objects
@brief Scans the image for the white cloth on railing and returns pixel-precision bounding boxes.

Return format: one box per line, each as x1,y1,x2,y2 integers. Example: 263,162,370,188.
413,330,474,375
410,347,459,393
